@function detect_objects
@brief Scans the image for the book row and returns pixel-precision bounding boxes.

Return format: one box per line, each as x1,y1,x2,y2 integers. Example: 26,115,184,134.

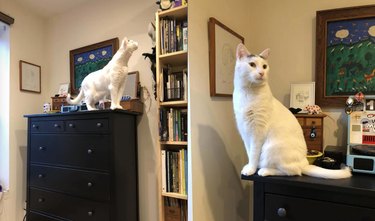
159,108,188,142
164,198,187,221
161,149,187,195
160,17,188,54
160,67,188,102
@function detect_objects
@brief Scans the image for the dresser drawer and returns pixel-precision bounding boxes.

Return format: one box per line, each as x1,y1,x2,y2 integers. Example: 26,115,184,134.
30,165,110,201
30,188,109,221
302,128,322,151
30,121,64,133
28,212,64,221
265,193,375,221
66,118,109,133
30,134,110,171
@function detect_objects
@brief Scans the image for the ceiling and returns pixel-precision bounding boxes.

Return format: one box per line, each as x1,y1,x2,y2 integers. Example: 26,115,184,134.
15,0,92,18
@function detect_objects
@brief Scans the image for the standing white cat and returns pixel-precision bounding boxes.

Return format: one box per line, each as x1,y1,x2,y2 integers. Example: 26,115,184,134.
233,43,351,179
66,37,138,110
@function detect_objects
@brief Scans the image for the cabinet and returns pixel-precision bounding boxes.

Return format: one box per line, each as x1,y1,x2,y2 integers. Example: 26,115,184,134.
156,4,188,221
242,173,375,221
51,96,68,111
25,110,138,221
294,114,326,152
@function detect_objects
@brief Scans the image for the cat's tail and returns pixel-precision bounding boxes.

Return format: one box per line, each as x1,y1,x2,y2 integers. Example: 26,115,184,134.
302,164,352,179
66,90,84,105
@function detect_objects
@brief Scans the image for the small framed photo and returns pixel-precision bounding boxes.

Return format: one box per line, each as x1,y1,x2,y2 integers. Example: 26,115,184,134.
58,83,70,97
290,82,315,110
19,60,41,93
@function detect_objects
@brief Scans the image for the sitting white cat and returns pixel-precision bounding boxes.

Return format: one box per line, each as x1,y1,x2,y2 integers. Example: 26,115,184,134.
66,37,138,110
233,43,351,179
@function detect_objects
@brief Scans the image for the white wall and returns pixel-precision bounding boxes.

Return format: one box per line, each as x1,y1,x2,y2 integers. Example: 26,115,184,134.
45,0,159,220
0,0,47,220
189,0,251,220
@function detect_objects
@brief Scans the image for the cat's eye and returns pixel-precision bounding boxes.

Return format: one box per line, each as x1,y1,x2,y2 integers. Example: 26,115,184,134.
249,62,256,68
263,64,268,69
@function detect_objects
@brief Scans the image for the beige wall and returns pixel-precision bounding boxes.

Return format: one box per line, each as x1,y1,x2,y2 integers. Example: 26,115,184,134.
189,0,251,220
0,0,47,220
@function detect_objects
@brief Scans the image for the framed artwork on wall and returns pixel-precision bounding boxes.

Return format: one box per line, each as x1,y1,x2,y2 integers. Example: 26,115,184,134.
208,17,244,97
70,38,119,94
316,5,375,107
19,60,41,93
290,82,315,111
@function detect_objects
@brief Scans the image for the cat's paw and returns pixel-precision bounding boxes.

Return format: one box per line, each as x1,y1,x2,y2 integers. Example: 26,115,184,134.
241,164,256,176
257,168,272,176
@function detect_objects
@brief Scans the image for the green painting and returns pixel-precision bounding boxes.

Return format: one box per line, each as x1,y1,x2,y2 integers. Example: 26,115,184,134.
326,18,375,96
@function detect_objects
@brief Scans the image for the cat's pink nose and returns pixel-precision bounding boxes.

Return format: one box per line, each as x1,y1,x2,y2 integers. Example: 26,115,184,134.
259,72,264,77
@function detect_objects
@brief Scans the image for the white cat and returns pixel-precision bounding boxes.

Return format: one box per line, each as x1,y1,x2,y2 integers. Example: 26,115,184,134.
233,43,351,179
66,37,138,110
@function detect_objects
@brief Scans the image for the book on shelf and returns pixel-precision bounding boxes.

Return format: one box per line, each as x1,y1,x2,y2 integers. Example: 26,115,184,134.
159,17,188,54
161,149,188,195
164,198,187,221
161,66,188,102
159,107,188,142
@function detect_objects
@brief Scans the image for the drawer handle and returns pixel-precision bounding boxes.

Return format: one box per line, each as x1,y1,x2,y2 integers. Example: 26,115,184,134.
88,211,94,216
68,123,75,128
53,123,60,128
38,198,44,203
277,208,287,217
87,182,93,187
96,122,103,128
32,124,39,129
38,174,44,179
39,146,45,151
87,149,93,154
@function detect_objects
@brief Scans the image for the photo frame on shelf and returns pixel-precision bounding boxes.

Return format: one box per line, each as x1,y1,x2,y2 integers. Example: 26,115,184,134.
58,83,70,97
316,5,375,107
123,71,139,99
19,60,41,93
208,17,244,97
290,82,315,111
70,38,119,94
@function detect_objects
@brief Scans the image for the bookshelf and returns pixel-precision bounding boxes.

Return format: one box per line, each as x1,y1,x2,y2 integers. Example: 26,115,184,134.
156,4,188,221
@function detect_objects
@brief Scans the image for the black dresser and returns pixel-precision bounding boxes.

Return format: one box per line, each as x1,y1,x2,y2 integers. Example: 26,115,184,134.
242,173,375,221
25,110,138,221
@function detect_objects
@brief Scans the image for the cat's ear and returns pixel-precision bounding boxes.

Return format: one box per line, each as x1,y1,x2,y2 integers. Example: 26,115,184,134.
236,43,250,60
259,48,270,59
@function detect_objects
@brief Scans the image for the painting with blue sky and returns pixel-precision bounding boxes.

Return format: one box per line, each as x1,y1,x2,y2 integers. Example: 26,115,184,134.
326,17,375,96
73,45,114,90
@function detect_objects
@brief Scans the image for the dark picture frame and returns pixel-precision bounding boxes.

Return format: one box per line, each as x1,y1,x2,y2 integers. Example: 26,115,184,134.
208,17,244,97
19,60,41,93
70,38,119,94
316,5,375,107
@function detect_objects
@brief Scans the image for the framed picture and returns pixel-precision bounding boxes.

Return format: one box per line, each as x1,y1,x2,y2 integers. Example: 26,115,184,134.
208,17,244,97
316,5,375,107
19,60,41,93
70,38,119,94
58,83,70,97
123,71,139,99
290,82,315,111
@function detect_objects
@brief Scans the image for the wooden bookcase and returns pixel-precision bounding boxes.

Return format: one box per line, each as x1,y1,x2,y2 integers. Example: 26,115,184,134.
156,5,188,221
